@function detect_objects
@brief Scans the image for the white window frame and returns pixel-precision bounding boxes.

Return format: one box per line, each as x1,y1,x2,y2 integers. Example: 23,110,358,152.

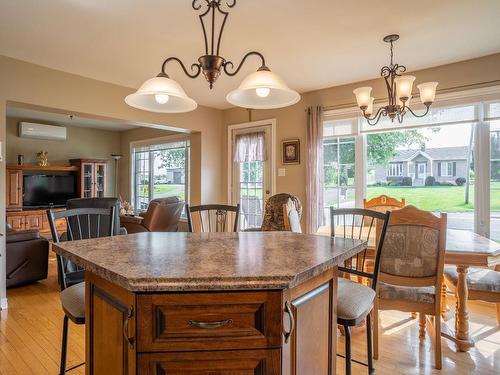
387,163,403,177
130,134,190,212
441,161,454,177
323,85,500,238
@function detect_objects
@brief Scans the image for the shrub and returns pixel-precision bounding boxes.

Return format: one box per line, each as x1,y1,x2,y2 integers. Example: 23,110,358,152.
440,182,454,186
425,176,436,186
456,177,466,186
388,180,397,186
401,177,412,186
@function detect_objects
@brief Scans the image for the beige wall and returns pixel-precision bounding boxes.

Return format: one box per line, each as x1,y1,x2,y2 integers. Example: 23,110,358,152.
0,55,223,306
6,117,121,196
221,53,500,231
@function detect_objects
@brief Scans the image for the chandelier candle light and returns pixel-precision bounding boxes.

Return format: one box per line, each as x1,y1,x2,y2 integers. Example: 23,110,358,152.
125,0,300,113
353,34,438,126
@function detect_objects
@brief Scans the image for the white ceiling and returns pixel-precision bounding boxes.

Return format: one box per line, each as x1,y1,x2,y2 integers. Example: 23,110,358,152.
1,0,500,109
6,106,138,131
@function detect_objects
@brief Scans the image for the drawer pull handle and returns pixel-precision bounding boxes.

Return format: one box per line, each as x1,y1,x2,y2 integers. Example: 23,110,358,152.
188,319,233,329
123,306,134,349
283,301,295,344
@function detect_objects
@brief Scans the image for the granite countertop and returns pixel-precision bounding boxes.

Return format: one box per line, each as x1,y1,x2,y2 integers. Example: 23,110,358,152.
52,232,366,292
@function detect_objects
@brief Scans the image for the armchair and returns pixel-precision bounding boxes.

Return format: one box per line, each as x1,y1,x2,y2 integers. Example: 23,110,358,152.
120,197,184,233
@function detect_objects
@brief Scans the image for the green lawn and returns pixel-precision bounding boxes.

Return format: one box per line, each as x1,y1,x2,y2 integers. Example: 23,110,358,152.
362,182,500,212
153,184,185,200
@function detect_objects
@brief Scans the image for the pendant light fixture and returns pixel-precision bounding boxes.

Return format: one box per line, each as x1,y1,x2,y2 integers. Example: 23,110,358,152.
126,0,300,113
353,34,438,126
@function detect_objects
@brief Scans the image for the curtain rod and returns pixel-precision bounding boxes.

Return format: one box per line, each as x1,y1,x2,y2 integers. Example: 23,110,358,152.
321,79,500,112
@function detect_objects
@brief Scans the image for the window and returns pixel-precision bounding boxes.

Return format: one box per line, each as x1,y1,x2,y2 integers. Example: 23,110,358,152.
131,139,189,211
490,119,500,241
439,161,455,177
323,121,356,223
387,163,403,177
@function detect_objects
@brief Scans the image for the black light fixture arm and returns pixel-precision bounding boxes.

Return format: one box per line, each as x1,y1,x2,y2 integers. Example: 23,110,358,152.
160,57,202,79
223,51,268,76
362,106,386,126
405,103,432,118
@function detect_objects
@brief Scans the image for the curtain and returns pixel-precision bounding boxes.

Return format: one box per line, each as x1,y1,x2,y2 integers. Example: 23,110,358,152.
234,132,266,162
306,106,324,233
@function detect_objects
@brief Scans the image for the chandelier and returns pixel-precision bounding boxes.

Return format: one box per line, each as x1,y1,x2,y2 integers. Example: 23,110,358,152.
353,34,438,126
126,0,300,113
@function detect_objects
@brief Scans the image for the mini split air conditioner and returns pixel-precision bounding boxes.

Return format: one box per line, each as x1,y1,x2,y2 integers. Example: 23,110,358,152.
18,122,67,141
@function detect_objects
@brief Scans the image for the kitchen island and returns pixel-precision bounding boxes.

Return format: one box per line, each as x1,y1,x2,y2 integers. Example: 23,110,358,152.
53,231,365,375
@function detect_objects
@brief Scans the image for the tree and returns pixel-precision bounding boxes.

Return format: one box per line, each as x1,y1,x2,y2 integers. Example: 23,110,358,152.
367,129,434,166
157,148,186,169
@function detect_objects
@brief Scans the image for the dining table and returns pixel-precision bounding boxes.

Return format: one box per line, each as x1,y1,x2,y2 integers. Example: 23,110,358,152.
317,225,500,352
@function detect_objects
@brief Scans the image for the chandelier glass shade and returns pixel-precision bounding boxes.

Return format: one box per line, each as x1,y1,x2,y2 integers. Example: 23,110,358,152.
126,0,300,113
353,34,438,126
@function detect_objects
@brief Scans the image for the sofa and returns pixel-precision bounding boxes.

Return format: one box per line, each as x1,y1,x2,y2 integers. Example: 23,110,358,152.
6,226,49,288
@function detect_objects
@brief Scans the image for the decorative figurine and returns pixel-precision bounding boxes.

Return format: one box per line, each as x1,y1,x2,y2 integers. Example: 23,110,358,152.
36,151,49,166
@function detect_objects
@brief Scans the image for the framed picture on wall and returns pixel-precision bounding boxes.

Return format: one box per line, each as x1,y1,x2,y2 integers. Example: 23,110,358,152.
282,139,300,164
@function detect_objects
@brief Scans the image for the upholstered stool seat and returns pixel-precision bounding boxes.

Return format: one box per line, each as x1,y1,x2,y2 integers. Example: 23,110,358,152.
338,278,376,324
379,282,436,304
444,267,500,292
60,282,85,324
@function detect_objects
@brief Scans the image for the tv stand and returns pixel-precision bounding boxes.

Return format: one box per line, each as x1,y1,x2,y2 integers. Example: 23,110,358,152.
5,160,108,237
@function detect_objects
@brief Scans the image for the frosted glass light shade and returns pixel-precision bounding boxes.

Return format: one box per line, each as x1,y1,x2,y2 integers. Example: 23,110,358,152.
395,75,415,100
365,97,375,116
353,87,373,108
226,69,300,109
125,75,197,113
417,82,438,103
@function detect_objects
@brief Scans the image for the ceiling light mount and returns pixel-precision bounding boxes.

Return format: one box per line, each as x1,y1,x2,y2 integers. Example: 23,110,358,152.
125,0,299,113
353,34,438,126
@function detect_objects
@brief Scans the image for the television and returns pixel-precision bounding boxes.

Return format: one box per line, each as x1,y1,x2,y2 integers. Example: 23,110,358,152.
23,174,78,208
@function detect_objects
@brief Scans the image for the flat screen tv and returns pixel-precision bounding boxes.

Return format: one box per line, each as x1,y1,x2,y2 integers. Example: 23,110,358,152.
23,174,78,208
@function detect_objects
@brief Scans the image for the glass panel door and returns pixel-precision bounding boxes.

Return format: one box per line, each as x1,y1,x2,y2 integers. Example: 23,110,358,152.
82,163,94,198
134,150,151,210
323,136,356,225
490,120,500,241
95,164,106,198
231,125,272,230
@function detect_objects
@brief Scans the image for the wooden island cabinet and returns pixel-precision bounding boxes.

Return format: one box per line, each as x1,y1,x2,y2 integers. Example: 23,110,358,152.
53,232,366,375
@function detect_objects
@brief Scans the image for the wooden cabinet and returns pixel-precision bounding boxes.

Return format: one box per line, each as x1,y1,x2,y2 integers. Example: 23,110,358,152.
282,270,338,375
86,268,339,374
70,159,108,198
6,169,23,210
86,273,136,375
6,210,66,237
6,215,25,231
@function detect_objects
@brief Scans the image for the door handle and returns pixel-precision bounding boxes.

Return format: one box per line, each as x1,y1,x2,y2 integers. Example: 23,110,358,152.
123,306,134,349
188,319,233,329
283,301,295,344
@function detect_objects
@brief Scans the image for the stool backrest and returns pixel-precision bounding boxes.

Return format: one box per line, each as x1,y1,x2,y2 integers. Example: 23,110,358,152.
47,206,115,290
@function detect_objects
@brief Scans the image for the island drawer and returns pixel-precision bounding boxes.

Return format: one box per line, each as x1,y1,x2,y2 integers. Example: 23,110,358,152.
136,290,282,352
138,349,281,374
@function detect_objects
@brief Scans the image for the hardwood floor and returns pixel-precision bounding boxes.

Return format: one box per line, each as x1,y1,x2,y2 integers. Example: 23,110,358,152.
1,257,499,374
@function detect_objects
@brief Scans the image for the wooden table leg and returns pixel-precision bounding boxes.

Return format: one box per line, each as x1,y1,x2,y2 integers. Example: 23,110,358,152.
455,265,473,352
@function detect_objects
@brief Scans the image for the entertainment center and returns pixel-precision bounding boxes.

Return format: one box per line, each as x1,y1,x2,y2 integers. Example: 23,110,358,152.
6,159,108,237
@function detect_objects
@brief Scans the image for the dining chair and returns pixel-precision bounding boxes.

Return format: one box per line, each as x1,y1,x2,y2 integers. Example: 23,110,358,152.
47,206,116,375
443,265,500,325
282,198,302,233
363,194,406,213
186,204,240,232
261,193,302,231
372,205,447,370
330,207,391,375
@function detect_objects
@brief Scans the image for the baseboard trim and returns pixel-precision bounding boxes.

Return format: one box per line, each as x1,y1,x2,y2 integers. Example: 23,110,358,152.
0,297,8,310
